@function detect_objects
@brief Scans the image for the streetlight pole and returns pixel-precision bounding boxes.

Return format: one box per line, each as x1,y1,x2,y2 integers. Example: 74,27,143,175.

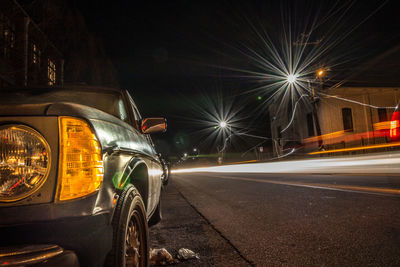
218,121,232,162
309,69,326,149
228,124,232,146
292,31,325,150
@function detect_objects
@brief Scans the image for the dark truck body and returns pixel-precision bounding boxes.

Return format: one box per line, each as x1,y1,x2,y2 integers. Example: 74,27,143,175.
0,86,164,266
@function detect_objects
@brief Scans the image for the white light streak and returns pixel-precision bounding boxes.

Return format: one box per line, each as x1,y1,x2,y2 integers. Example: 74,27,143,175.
172,152,400,174
280,94,309,133
319,92,396,109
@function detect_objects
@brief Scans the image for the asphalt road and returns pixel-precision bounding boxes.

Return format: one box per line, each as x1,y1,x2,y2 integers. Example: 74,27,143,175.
151,171,400,266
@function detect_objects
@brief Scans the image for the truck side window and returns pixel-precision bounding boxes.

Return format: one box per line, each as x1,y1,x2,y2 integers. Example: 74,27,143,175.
125,91,142,130
118,98,128,122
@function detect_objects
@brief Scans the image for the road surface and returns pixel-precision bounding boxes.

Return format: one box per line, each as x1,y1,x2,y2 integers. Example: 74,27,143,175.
166,171,400,266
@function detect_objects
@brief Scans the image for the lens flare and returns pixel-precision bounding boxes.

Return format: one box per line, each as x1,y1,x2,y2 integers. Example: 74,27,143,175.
287,74,298,84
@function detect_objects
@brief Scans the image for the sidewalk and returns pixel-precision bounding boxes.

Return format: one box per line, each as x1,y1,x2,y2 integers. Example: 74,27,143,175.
149,179,250,266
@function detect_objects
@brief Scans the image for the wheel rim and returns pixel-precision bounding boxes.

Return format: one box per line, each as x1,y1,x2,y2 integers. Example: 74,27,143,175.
125,211,144,267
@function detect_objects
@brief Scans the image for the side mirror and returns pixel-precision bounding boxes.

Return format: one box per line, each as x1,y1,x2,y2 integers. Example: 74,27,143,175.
141,117,167,134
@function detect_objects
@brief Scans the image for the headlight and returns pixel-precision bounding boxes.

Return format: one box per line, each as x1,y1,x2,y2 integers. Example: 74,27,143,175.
0,125,51,202
57,117,103,201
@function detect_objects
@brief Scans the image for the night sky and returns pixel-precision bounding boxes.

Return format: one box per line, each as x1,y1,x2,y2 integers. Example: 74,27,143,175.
71,0,400,157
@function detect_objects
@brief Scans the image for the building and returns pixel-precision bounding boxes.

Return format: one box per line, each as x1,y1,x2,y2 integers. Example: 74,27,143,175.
0,0,63,88
269,86,400,157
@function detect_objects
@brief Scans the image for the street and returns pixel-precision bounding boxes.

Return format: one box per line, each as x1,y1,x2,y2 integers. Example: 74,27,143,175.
150,170,400,266
2,1,400,266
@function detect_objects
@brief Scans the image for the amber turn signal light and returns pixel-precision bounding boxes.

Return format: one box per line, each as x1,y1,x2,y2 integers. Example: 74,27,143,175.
57,117,103,201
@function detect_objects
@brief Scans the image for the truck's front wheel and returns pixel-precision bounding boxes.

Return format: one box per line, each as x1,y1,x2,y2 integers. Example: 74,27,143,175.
106,185,149,267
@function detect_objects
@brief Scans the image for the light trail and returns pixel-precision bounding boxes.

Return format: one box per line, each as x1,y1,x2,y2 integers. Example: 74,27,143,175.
280,94,309,133
277,148,295,158
172,151,400,174
303,130,345,143
200,175,400,197
319,92,396,110
308,142,400,155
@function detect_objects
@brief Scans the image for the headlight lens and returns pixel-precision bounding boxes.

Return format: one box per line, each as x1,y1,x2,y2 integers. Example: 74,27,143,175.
0,125,51,202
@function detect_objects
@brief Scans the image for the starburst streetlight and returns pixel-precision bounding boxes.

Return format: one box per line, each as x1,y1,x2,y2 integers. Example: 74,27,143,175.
287,74,298,84
218,121,231,135
217,120,232,157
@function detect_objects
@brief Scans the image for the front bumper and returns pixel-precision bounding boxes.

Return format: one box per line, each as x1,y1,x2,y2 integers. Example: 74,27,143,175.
0,213,112,267
0,244,79,267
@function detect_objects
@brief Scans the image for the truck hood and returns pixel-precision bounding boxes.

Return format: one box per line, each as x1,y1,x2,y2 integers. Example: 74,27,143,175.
0,102,125,126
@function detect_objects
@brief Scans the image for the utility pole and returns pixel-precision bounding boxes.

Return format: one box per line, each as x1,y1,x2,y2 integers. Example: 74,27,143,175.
293,32,324,47
309,79,323,149
295,32,325,149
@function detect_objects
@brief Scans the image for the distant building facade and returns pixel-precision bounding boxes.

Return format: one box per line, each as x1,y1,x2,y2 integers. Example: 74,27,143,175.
0,0,63,88
269,86,400,156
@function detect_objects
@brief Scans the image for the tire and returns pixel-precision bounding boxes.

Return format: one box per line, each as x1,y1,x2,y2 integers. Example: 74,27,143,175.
148,194,162,227
162,173,169,186
106,185,149,267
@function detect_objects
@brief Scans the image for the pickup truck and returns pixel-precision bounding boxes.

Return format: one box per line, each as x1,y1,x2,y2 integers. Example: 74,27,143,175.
0,86,166,267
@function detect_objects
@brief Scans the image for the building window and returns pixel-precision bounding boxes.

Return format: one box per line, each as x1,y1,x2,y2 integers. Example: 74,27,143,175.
47,59,56,85
378,108,387,122
342,108,353,131
32,42,41,65
0,14,16,59
307,113,315,137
